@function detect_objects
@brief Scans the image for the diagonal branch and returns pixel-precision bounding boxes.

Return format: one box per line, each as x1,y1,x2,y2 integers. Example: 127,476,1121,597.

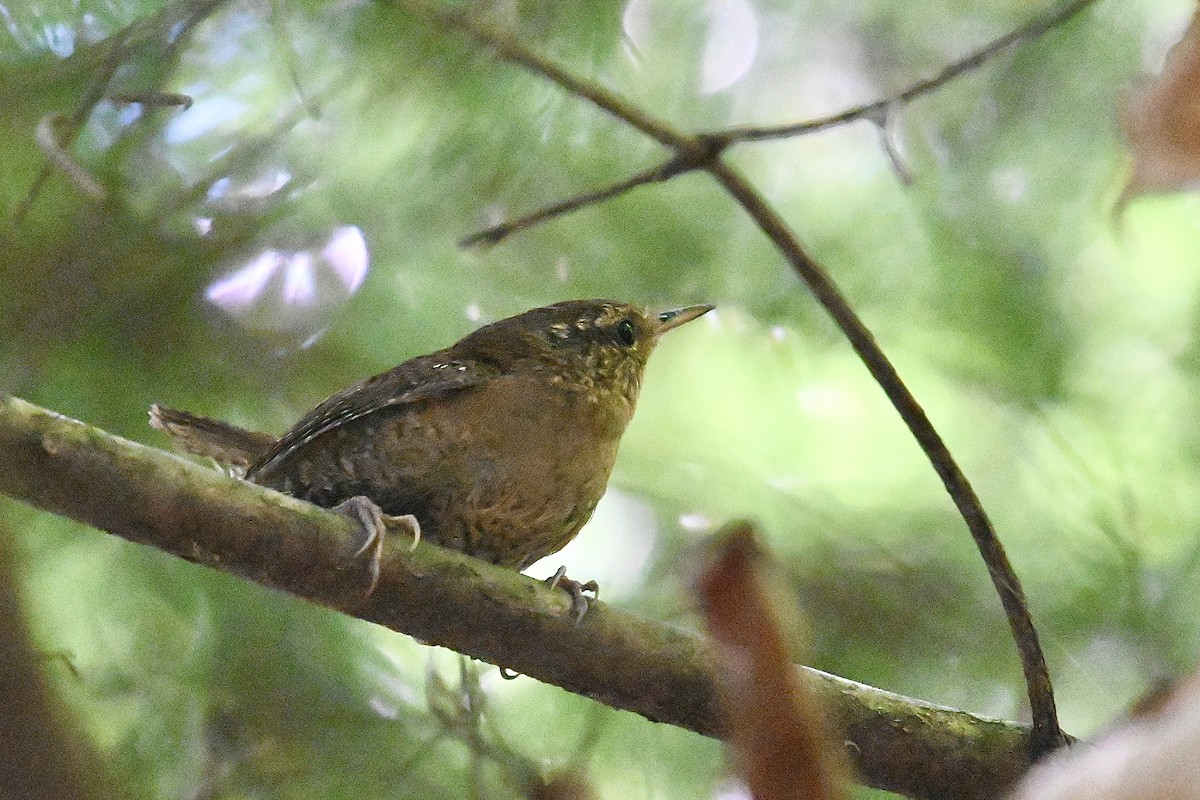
716,0,1101,143
401,1,681,148
0,395,1044,800
460,137,727,248
461,158,679,249
405,0,1068,757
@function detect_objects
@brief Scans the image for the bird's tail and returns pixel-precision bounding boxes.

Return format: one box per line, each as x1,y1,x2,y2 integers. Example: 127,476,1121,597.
149,404,276,471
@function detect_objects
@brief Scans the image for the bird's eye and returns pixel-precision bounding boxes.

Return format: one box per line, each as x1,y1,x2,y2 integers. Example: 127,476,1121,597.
616,319,636,346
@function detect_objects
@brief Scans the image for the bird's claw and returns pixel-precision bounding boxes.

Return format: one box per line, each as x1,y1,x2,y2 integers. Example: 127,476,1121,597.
333,496,421,595
546,565,599,625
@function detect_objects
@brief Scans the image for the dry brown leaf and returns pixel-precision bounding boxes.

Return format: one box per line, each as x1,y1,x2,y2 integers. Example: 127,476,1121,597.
696,521,848,800
1121,11,1200,199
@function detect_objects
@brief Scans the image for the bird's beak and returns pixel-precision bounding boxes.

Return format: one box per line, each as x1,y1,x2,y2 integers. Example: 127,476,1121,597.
655,304,715,337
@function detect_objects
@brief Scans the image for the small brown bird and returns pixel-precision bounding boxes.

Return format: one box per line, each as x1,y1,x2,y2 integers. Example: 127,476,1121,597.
151,299,712,619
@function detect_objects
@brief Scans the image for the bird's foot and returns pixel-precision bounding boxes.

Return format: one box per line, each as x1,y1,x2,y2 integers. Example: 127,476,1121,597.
333,495,421,595
545,565,599,625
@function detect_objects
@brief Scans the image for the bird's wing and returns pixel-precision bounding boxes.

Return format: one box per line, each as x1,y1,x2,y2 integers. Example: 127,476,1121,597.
246,352,500,478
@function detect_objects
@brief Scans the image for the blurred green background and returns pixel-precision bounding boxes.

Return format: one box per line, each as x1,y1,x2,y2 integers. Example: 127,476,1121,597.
2,0,1198,797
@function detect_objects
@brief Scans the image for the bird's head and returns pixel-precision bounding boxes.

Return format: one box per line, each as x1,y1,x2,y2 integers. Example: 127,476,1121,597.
455,299,713,414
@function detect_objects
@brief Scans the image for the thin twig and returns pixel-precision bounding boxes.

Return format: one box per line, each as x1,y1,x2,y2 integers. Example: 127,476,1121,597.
874,105,914,185
715,0,1101,144
109,92,194,109
33,114,108,201
461,156,688,249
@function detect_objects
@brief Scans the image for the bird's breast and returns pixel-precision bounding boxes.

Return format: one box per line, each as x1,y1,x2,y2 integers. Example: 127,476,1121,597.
416,372,628,566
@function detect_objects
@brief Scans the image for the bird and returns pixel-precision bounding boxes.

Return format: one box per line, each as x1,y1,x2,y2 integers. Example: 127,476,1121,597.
150,298,713,620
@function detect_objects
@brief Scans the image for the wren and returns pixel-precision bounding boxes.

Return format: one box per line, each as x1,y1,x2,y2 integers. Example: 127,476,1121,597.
151,299,712,620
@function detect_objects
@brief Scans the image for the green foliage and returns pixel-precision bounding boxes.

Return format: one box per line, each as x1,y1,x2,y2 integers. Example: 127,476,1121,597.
2,0,1198,797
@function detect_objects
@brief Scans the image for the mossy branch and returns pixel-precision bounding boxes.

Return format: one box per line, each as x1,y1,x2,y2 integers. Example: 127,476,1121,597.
0,395,1040,800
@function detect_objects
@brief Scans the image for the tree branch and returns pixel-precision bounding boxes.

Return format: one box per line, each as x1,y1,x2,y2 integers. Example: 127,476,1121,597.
460,158,680,249
714,0,1102,143
0,395,1040,800
403,2,681,149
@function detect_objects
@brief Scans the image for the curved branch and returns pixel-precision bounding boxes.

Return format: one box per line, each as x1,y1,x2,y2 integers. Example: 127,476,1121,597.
704,161,1065,756
0,395,1041,800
